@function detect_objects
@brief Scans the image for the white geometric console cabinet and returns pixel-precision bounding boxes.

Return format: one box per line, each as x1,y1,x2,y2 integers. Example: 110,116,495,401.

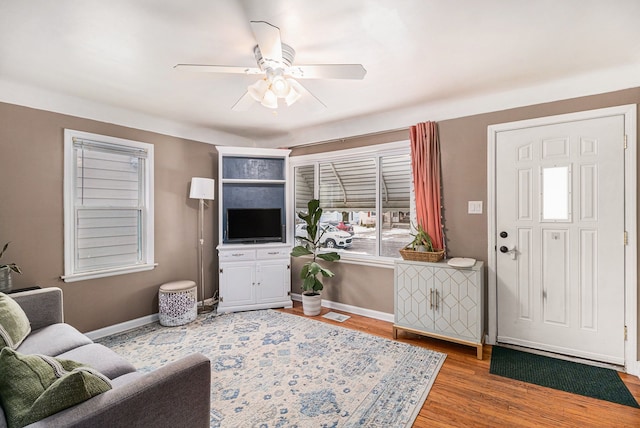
393,259,485,359
216,146,293,313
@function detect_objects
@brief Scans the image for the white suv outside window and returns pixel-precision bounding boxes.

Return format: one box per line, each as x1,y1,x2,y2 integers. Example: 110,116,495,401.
295,224,353,248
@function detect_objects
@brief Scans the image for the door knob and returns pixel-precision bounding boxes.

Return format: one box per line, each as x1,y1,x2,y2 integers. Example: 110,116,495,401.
499,245,518,259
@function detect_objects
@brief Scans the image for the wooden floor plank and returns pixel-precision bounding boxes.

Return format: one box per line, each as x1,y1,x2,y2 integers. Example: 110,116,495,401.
279,303,640,427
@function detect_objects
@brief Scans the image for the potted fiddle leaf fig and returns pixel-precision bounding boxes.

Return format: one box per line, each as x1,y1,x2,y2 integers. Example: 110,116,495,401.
290,199,340,316
0,242,22,292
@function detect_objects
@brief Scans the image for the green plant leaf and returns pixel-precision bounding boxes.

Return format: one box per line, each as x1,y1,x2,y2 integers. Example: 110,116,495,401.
291,246,313,257
302,275,317,291
312,277,324,292
307,199,320,216
318,266,335,278
306,262,323,276
317,252,340,262
0,242,9,259
300,262,310,280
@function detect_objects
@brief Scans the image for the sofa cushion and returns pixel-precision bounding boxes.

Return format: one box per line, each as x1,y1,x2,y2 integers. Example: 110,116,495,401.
0,293,31,350
0,348,111,428
17,323,92,356
56,343,136,380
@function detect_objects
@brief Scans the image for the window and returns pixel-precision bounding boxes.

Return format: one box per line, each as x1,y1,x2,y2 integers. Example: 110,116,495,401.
63,129,155,282
291,141,412,264
541,165,572,221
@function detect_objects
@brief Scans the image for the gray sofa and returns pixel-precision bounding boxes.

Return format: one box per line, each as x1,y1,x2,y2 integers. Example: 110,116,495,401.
1,287,211,428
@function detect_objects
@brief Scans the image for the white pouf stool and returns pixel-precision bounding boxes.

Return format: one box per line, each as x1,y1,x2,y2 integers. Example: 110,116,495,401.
158,280,197,326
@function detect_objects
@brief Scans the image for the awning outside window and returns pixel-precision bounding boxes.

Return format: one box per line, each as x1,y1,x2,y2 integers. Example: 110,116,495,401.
295,154,411,212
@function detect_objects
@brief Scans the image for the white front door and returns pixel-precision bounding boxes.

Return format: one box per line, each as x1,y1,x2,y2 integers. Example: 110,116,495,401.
495,114,626,364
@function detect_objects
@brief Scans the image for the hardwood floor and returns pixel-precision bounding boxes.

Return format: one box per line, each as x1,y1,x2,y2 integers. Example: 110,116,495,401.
279,303,640,427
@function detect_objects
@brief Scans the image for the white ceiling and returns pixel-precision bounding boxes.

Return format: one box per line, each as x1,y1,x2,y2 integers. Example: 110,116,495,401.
2,0,640,148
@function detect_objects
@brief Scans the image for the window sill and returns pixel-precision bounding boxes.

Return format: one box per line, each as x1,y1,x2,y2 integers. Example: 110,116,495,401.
61,263,157,283
332,254,397,269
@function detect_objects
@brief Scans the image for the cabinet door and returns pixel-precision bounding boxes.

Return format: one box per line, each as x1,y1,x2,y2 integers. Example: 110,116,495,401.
395,262,434,331
220,263,256,307
433,268,479,341
256,260,289,303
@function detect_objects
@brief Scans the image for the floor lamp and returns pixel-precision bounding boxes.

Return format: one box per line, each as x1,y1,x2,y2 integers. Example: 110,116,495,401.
189,177,215,314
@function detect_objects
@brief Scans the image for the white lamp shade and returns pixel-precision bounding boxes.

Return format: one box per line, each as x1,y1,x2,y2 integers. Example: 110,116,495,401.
285,82,302,106
261,89,278,109
189,177,215,200
248,79,269,102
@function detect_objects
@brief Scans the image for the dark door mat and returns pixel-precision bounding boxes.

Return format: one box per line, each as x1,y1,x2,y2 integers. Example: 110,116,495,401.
490,346,639,408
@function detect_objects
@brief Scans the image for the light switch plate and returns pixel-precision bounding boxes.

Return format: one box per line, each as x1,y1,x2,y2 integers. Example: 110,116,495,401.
468,201,483,214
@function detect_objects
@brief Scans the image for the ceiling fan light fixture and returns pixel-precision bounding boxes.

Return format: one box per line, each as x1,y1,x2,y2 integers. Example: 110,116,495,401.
284,81,302,106
271,75,289,98
261,89,278,109
248,79,269,102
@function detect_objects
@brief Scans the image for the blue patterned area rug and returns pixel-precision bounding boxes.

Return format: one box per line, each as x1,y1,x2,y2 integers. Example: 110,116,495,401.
98,309,446,427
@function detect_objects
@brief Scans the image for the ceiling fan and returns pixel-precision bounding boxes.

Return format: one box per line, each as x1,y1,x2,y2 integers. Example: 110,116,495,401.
174,21,367,111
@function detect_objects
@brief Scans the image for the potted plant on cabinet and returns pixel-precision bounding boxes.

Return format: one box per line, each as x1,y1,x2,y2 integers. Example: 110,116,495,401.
290,199,340,316
0,242,22,292
399,223,445,262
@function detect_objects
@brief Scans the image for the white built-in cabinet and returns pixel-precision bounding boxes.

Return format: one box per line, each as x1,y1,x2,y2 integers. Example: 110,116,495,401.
393,259,485,359
218,246,291,313
216,146,293,313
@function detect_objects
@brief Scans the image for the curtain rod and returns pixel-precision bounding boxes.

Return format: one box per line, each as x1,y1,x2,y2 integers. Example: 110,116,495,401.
288,126,409,149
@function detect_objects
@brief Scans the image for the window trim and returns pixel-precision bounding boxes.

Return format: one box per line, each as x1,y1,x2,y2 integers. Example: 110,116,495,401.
62,129,155,282
289,140,411,265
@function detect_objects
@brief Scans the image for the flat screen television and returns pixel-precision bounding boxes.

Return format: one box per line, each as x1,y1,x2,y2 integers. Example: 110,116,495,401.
226,208,283,243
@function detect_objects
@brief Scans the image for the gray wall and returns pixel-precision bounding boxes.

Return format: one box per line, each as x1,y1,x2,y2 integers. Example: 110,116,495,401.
0,102,218,332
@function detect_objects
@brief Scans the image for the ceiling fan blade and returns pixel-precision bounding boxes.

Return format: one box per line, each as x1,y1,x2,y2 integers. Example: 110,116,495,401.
288,79,327,108
174,64,263,75
250,21,283,63
288,64,367,80
231,91,256,111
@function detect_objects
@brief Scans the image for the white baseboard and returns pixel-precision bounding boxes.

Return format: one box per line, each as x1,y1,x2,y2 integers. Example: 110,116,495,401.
291,293,394,323
86,296,393,341
86,298,220,340
85,313,159,340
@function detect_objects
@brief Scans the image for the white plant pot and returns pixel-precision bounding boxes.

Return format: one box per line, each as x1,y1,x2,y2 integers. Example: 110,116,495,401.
301,293,322,316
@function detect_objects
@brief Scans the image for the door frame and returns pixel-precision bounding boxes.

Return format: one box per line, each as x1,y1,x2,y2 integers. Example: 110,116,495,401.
486,104,637,374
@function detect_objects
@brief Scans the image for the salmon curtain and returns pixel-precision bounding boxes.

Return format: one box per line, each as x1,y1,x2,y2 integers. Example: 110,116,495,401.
410,121,444,250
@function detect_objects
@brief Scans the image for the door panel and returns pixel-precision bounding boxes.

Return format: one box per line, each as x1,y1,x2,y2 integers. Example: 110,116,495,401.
257,261,289,303
496,115,625,364
395,263,433,331
220,264,255,306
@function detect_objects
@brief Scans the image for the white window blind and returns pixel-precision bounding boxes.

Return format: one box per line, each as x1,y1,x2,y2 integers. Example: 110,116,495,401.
63,130,155,282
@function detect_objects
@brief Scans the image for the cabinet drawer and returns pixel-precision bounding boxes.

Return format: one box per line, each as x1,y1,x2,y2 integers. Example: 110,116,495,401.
257,248,290,259
219,250,256,261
